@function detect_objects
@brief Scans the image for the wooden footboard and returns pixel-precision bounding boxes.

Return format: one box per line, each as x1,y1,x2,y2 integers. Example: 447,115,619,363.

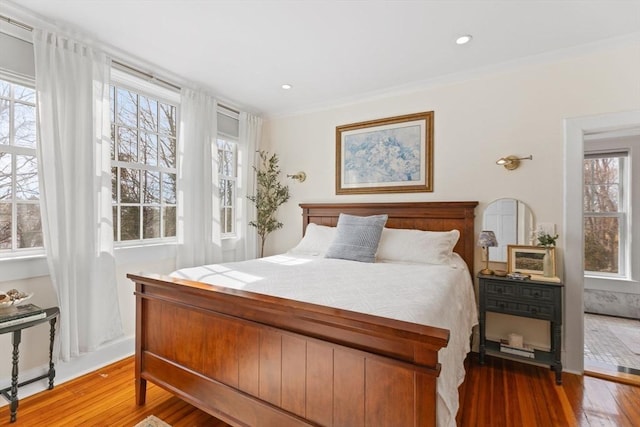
129,201,477,426
129,273,449,427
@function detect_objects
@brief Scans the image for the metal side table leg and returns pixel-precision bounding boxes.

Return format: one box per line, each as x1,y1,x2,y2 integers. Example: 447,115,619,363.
10,329,21,422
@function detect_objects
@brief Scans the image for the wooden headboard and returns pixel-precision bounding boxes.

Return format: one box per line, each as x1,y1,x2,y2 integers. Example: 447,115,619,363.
300,201,479,272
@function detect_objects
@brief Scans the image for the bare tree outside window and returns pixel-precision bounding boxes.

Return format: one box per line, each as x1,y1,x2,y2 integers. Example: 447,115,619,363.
583,154,627,275
217,138,236,236
111,85,177,242
0,77,42,253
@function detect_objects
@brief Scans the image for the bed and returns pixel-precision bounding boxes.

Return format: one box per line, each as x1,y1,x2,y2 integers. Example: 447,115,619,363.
127,201,478,427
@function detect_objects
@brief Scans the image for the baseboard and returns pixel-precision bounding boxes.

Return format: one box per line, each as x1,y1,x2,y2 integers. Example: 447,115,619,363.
0,335,134,407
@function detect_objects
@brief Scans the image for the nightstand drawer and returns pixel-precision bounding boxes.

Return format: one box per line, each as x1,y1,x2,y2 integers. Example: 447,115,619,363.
514,301,553,319
485,297,517,312
520,285,554,302
486,297,554,319
484,281,517,297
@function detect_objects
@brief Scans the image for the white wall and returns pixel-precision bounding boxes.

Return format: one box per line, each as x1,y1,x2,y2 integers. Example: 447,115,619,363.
263,39,640,373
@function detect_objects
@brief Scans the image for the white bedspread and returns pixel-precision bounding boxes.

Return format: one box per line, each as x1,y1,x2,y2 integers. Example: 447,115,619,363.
172,253,478,427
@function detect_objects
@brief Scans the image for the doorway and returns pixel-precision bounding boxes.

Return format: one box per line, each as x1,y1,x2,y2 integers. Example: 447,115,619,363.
582,132,640,380
564,111,640,376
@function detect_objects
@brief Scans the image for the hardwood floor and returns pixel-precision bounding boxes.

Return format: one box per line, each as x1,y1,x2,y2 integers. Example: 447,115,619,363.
1,354,638,426
457,355,640,426
0,358,225,427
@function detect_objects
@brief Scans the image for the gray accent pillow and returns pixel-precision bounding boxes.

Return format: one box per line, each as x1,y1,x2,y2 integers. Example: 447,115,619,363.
325,213,388,263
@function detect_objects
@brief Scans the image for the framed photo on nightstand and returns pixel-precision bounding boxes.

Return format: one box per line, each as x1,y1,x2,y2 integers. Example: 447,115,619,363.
507,244,556,277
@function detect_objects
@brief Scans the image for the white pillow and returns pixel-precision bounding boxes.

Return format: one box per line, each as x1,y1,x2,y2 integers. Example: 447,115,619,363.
288,223,336,256
376,228,460,265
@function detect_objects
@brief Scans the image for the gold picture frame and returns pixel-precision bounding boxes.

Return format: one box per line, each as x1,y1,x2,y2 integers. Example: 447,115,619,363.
507,245,556,276
335,111,434,194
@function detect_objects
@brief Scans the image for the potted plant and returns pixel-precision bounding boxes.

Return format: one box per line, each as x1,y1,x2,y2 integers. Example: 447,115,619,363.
248,151,290,257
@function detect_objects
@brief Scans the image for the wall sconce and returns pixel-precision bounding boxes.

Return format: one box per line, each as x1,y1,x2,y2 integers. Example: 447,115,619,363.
496,155,533,170
287,171,307,183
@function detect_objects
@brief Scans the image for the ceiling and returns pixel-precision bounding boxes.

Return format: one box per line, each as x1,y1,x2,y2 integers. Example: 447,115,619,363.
6,0,640,117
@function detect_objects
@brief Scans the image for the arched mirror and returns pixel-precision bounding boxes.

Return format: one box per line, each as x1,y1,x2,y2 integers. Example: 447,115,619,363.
483,198,534,262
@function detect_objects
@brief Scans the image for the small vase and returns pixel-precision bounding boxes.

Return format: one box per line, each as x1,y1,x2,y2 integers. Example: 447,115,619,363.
543,247,553,277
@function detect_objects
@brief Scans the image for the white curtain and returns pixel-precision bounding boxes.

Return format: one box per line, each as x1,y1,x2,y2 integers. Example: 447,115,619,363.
176,88,222,268
33,30,122,361
238,112,261,260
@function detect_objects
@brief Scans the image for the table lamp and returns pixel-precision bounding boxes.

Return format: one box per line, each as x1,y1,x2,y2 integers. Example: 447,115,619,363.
478,230,498,275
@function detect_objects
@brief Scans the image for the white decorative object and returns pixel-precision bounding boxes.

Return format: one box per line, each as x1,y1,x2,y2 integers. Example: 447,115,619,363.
508,333,524,348
543,247,554,277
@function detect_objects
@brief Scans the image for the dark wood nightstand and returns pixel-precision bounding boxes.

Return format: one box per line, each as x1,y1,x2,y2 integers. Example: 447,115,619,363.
478,274,563,384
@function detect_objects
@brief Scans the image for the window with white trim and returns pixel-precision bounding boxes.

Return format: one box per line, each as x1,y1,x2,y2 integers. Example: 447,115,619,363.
110,84,177,243
217,137,237,236
0,76,43,254
583,151,629,277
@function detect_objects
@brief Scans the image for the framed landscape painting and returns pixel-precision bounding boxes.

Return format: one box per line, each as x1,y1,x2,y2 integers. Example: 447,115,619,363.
335,111,434,194
507,245,556,276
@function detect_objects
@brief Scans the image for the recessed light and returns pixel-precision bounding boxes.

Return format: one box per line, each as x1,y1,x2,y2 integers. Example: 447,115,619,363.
456,35,472,45
281,84,292,90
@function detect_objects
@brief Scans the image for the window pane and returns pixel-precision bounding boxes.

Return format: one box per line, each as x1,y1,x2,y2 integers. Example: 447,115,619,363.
111,167,118,203
223,207,233,234
159,103,176,136
15,155,38,200
224,150,233,176
141,132,158,166
159,136,175,168
219,178,226,202
14,84,35,103
17,203,42,248
0,80,9,97
225,180,233,206
109,85,115,123
583,157,621,213
120,206,140,240
162,173,176,204
110,124,115,160
120,168,140,203
163,206,176,237
143,170,160,204
139,95,158,132
112,206,118,241
143,206,160,239
117,127,138,162
0,152,11,200
0,99,9,146
0,202,10,249
14,102,36,148
116,88,137,128
584,216,619,273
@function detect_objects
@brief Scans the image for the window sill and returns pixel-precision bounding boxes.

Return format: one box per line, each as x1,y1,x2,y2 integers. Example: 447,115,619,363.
0,254,49,282
114,242,177,265
584,275,640,294
1,243,179,282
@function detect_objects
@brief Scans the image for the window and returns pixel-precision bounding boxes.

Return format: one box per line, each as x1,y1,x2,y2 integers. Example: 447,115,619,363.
583,152,629,276
110,84,177,243
217,137,237,236
0,76,43,254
